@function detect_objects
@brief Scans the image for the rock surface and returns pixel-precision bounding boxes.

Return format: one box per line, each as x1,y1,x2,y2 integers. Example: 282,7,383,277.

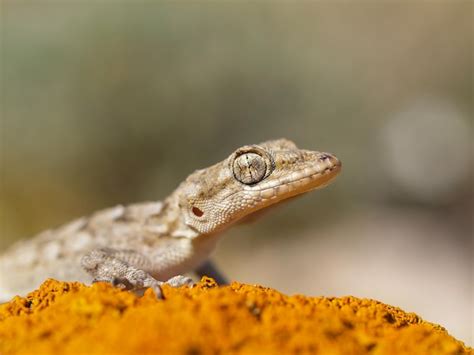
0,278,470,354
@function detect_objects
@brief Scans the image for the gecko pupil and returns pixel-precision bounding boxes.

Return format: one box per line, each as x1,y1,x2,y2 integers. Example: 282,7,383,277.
192,207,204,217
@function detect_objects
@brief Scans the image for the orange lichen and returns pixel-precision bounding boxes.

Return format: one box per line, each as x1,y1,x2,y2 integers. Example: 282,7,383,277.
0,278,470,355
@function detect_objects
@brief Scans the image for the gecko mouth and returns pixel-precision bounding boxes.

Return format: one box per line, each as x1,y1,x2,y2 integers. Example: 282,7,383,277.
254,162,342,201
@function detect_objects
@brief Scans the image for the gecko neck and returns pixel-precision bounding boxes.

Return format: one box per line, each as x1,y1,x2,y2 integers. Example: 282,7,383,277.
145,192,200,240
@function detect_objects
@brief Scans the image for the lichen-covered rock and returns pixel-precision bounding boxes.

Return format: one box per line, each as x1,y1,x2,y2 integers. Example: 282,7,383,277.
0,278,470,354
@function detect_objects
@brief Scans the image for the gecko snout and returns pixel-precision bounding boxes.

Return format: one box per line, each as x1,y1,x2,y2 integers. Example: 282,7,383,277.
319,152,342,169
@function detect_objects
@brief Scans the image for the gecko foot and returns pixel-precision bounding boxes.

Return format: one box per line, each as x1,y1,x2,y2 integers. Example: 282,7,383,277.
82,249,165,298
165,275,194,288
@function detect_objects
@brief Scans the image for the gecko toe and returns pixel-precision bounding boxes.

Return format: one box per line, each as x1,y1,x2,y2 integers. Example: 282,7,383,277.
165,275,194,288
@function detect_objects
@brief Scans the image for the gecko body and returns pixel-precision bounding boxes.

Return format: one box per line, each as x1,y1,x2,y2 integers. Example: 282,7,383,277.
0,139,341,300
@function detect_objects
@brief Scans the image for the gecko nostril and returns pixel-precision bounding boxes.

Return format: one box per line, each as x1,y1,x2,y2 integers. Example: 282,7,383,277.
319,153,331,161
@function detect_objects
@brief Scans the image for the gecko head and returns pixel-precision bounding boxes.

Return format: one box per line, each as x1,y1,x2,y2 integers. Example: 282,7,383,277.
177,138,341,236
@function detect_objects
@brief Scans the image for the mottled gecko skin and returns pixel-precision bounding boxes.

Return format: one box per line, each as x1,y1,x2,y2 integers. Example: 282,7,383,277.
0,139,341,301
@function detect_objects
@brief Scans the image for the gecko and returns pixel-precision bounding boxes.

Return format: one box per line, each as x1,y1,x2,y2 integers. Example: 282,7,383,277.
0,139,341,301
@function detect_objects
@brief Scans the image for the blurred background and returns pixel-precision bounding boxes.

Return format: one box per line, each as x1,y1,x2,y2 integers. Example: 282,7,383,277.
1,1,472,345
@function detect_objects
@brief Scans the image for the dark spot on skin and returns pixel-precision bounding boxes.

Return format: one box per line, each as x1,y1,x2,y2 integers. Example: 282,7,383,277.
192,207,204,217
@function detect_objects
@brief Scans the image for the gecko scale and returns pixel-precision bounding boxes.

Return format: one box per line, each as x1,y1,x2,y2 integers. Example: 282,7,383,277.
0,139,341,301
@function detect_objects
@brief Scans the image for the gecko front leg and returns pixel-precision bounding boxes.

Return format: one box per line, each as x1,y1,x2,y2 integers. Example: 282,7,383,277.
81,248,193,299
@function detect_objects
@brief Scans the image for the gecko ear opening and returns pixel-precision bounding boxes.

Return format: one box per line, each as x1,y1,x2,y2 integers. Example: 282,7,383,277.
192,206,204,217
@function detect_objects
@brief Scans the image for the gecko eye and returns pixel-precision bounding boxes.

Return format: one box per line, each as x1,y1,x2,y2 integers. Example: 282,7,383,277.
233,153,266,185
192,206,204,217
233,152,267,185
230,145,275,185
